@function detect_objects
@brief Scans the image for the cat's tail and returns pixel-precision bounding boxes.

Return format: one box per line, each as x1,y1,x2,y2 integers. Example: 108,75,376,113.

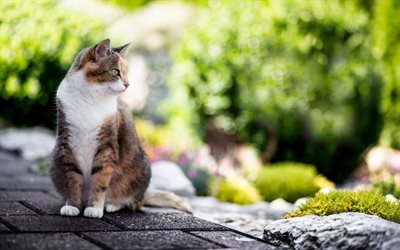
143,190,193,214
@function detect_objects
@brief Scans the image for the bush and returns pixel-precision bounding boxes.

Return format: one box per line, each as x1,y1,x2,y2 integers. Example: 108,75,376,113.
254,162,328,203
167,0,382,182
286,190,400,223
209,176,261,205
0,0,103,128
371,0,400,149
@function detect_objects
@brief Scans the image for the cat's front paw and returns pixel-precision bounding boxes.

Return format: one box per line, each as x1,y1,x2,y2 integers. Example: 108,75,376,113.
84,207,104,218
60,205,80,216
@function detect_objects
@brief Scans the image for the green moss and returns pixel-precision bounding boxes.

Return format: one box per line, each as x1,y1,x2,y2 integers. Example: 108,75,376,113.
254,162,323,203
209,176,261,205
286,190,400,223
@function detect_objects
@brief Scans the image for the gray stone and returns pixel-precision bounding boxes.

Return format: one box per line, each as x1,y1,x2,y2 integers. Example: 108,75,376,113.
0,202,36,215
0,191,58,202
190,197,291,238
104,210,225,231
269,198,295,213
0,175,54,191
0,222,12,233
191,230,278,249
0,233,100,250
263,212,400,250
0,127,55,161
149,161,196,197
22,197,64,215
82,230,221,249
1,215,120,232
0,151,30,176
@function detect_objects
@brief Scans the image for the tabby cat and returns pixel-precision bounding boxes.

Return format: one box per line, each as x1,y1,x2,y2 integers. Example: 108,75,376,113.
50,39,192,218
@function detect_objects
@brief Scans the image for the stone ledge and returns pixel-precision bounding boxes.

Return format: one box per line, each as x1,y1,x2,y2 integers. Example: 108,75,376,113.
82,230,222,249
0,233,100,250
0,215,120,232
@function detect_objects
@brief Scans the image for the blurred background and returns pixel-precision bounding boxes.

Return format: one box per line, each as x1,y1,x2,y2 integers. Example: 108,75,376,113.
0,0,399,212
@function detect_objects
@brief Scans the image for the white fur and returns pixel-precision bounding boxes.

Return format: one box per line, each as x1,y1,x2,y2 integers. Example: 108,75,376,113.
105,203,123,213
84,207,104,218
57,71,123,201
60,205,80,216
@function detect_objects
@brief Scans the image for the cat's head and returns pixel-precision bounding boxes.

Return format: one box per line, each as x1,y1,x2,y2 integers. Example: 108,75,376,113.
68,39,131,96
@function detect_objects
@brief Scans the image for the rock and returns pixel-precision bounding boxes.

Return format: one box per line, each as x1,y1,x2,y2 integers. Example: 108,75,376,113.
148,161,195,197
190,198,272,238
189,197,293,238
269,198,295,213
0,128,55,161
386,194,399,203
264,212,400,250
294,197,309,209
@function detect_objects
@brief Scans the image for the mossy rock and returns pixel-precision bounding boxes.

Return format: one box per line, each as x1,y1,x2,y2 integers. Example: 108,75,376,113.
286,190,400,223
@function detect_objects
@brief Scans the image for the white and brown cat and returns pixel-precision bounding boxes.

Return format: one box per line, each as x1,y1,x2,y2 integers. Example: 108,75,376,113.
50,39,192,218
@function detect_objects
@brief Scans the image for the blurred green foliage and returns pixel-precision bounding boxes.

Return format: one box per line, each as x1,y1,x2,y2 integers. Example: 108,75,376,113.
209,175,262,205
286,190,400,223
371,0,400,148
101,0,208,11
101,0,154,11
254,162,325,203
0,0,103,128
167,0,385,182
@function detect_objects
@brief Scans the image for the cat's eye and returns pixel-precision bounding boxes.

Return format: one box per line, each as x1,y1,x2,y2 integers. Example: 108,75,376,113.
112,69,120,76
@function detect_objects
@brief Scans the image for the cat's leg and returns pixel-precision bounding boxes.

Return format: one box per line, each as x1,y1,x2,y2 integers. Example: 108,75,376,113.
84,163,114,218
61,169,83,216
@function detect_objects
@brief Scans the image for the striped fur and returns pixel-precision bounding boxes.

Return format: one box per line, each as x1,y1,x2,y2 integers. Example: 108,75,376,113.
50,39,191,218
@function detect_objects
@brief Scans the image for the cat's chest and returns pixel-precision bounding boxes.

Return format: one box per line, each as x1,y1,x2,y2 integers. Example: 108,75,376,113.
58,93,117,175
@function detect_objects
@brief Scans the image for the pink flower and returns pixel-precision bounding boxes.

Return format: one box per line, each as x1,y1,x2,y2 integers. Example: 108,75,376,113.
187,168,197,178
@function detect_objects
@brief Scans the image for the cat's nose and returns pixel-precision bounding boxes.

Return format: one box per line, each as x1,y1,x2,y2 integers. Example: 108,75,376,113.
123,82,129,88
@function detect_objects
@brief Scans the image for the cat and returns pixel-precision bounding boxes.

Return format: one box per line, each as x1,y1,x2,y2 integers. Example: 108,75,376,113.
50,39,192,218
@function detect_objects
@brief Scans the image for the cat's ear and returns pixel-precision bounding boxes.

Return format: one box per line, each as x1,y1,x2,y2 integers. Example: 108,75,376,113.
113,43,131,58
94,39,111,61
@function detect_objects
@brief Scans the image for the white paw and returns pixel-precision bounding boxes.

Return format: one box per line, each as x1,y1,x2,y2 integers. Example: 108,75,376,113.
84,207,104,218
105,204,122,213
60,205,80,216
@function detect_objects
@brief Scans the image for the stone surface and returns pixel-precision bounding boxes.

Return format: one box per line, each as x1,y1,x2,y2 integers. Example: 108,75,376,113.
82,230,221,249
0,191,58,202
22,197,64,215
0,175,54,191
0,128,55,161
149,160,196,197
105,210,225,231
264,212,400,250
0,233,100,250
0,146,279,249
191,230,278,250
1,215,120,232
0,222,12,233
190,197,292,238
0,151,30,176
0,202,37,215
